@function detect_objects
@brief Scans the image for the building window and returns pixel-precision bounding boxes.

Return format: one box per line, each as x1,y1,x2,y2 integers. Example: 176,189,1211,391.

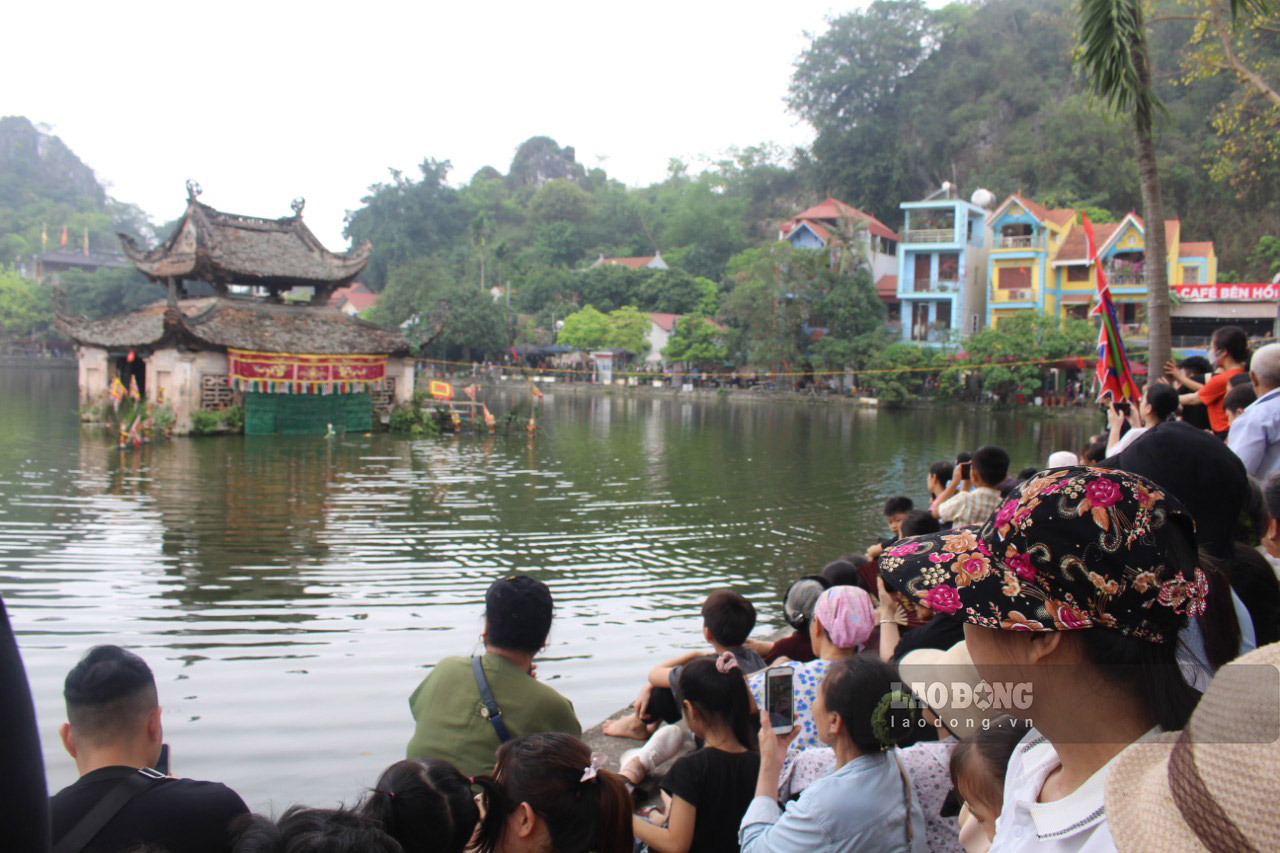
997,266,1032,290
200,374,233,410
938,253,960,282
1067,265,1090,282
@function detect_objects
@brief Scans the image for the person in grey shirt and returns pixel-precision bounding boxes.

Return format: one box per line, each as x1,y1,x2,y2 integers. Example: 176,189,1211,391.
739,656,926,852
1229,343,1280,479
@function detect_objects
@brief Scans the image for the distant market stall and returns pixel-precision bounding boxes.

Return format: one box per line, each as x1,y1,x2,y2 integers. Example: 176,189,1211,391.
55,183,414,435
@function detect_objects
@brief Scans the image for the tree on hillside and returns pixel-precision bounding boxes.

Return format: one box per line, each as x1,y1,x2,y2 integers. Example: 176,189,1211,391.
721,243,830,368
664,315,729,366
1166,0,1280,196
343,159,465,291
607,306,651,355
557,304,612,350
0,267,51,342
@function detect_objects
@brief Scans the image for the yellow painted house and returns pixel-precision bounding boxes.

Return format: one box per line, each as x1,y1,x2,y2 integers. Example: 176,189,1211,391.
1049,213,1217,330
985,194,1218,331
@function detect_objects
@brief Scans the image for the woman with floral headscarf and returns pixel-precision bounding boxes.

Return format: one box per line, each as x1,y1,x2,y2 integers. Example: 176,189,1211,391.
880,466,1204,851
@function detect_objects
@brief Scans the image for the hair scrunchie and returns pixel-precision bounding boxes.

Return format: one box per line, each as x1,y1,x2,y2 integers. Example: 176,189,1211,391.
715,651,740,674
870,689,915,750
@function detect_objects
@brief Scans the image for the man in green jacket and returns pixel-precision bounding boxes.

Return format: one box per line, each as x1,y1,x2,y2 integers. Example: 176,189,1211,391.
406,576,581,777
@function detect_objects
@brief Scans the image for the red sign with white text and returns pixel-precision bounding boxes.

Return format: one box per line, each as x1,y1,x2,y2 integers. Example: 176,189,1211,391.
1173,283,1279,302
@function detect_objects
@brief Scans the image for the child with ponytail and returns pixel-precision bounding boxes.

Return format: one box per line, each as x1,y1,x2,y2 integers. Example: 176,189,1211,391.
622,652,760,853
360,757,502,853
740,655,927,852
473,732,633,853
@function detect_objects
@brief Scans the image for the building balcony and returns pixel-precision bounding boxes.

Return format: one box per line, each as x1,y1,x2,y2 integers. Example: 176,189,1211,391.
1105,269,1146,285
902,228,956,244
995,234,1046,250
911,278,961,294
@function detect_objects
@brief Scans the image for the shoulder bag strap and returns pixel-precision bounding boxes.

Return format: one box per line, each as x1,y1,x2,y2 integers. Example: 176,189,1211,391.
471,655,513,744
54,768,168,853
892,751,916,848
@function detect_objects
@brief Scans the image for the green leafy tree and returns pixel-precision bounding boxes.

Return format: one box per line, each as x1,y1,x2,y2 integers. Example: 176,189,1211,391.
557,304,612,350
60,267,158,319
607,306,651,354
642,270,719,315
942,313,1095,400
343,159,465,291
0,267,51,341
721,243,828,368
864,340,944,405
664,315,729,365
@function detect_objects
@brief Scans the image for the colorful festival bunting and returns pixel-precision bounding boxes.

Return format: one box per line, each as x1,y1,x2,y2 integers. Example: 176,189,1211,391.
227,349,388,395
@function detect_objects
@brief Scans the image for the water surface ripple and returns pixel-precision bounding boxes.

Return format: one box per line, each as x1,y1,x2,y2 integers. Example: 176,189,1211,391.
0,367,1092,809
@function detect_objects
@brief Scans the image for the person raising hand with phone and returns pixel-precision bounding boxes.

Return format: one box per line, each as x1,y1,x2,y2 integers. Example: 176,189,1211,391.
931,447,1009,528
739,656,927,852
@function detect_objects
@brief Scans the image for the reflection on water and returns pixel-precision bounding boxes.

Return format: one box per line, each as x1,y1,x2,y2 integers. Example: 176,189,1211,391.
0,367,1096,809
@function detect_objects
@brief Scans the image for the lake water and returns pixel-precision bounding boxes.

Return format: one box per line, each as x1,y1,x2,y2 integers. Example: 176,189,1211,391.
0,366,1095,811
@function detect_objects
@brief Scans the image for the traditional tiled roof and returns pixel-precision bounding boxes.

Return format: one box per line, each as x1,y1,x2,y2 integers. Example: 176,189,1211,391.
37,249,130,270
119,189,370,293
789,219,831,243
1178,242,1215,259
876,274,899,303
1054,216,1190,265
331,283,379,313
645,312,725,333
55,296,408,355
1045,209,1076,228
646,312,681,332
598,255,658,269
990,194,1075,230
1054,223,1121,263
780,196,899,242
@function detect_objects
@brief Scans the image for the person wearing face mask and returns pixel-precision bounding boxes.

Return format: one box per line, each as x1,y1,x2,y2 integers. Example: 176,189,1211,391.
1166,326,1249,440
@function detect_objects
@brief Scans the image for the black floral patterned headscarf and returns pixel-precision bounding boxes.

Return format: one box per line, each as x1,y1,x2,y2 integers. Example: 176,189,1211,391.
878,466,1205,643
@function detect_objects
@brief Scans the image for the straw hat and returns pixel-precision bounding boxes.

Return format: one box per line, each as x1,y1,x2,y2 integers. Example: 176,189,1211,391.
897,641,992,738
1105,641,1280,852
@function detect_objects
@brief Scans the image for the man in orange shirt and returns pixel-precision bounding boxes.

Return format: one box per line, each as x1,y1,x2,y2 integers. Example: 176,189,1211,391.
1166,325,1249,439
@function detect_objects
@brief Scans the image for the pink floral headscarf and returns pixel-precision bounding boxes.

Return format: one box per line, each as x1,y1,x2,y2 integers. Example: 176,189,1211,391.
813,586,875,650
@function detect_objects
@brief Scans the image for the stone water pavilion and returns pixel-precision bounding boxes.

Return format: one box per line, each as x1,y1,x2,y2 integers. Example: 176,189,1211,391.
56,183,415,435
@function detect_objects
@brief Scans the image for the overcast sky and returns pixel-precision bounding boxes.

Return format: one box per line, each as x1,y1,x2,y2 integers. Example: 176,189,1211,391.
4,0,849,248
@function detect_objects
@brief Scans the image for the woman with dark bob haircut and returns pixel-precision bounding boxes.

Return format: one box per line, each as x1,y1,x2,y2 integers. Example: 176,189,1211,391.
405,576,582,777
474,732,633,853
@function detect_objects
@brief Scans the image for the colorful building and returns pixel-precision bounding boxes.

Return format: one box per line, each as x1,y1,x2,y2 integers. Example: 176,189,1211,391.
983,195,1226,339
778,196,899,284
1047,212,1216,332
897,192,989,342
986,194,1077,327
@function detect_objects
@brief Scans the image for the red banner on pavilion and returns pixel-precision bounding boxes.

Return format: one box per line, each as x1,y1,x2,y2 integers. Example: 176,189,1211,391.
227,348,387,394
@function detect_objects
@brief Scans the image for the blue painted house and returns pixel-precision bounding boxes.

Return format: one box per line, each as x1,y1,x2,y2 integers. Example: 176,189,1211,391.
897,192,989,343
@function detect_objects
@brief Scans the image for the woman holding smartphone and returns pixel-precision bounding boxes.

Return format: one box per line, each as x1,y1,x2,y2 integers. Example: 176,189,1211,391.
739,656,926,852
746,586,875,793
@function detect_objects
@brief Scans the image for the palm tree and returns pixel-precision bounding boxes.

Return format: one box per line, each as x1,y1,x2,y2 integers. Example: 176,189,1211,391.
1077,0,1271,372
828,213,871,276
1076,0,1172,371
